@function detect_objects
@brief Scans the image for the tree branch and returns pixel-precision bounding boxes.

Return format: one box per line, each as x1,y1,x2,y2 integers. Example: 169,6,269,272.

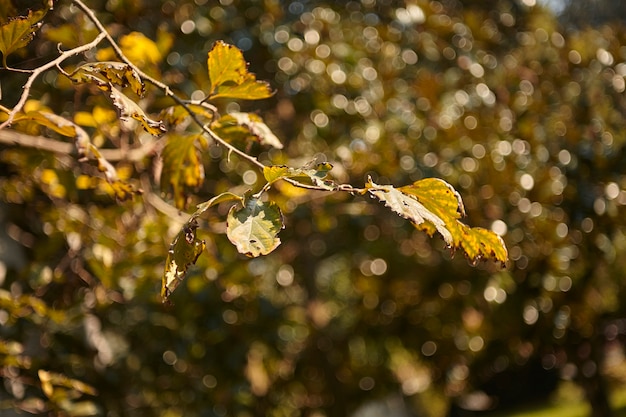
0,129,160,161
0,32,107,131
72,0,267,171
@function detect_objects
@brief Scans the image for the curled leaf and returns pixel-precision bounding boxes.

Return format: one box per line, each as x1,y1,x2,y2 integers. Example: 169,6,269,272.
108,87,166,136
367,177,508,265
161,217,205,302
161,193,243,302
70,61,145,97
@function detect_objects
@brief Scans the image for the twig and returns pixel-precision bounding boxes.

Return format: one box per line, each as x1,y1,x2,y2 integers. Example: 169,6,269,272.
0,129,161,161
72,0,266,171
71,0,357,195
0,31,107,131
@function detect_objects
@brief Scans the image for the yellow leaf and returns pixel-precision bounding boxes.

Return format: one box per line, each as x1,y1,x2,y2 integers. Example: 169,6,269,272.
0,9,46,66
206,41,273,100
367,177,508,265
161,133,205,209
119,31,162,67
162,218,206,302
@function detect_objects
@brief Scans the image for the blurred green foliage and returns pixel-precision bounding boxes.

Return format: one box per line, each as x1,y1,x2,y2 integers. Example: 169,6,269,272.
2,1,626,417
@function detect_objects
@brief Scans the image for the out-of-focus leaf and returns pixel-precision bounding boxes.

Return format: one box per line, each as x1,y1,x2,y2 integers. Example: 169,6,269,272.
13,111,90,145
0,9,46,66
95,32,162,70
70,61,145,97
38,369,98,398
161,133,206,209
367,177,508,265
160,104,214,127
227,197,283,257
118,31,163,66
12,111,137,199
228,112,283,149
61,401,99,416
206,41,273,100
108,87,166,136
263,163,336,190
0,3,18,24
161,217,206,302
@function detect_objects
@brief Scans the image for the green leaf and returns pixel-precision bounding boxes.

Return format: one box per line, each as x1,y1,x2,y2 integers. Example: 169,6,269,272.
108,87,166,136
263,163,336,190
227,112,283,149
206,41,273,100
226,197,284,257
161,217,206,302
70,61,145,97
366,177,508,265
160,133,206,210
0,9,46,66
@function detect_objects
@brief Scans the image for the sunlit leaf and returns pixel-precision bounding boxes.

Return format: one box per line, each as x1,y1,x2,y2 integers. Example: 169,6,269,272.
367,177,508,265
206,41,273,100
263,163,336,190
70,70,164,136
229,112,283,149
108,87,166,136
227,197,283,257
14,111,89,143
161,217,206,303
161,133,206,210
0,9,46,66
456,224,509,266
367,177,453,244
70,61,145,97
38,369,98,398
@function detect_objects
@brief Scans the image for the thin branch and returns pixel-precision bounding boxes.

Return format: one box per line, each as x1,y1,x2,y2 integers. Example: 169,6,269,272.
71,0,359,196
0,31,107,131
72,0,265,170
0,129,160,161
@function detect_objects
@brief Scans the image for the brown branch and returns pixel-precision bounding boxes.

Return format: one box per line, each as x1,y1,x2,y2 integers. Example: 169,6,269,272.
0,129,160,161
0,32,107,130
71,0,266,171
